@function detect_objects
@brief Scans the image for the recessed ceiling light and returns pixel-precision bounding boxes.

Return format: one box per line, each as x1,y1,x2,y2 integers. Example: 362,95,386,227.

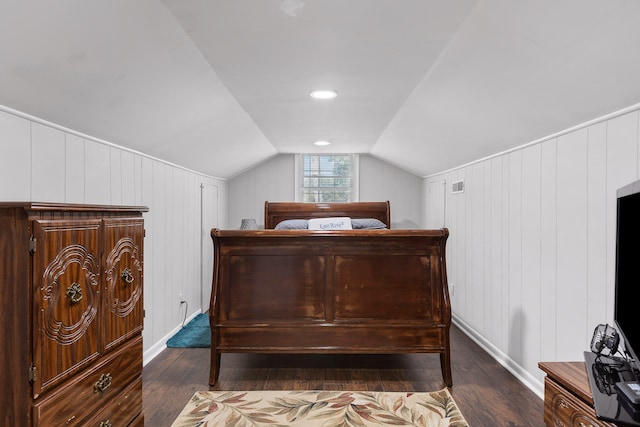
314,140,331,146
310,90,337,100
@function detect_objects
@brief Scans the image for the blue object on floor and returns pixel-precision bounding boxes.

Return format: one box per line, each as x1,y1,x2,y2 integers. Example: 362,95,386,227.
166,313,211,348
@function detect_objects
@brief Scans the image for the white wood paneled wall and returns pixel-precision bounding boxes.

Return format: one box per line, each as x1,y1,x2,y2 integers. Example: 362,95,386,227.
424,106,640,397
0,107,227,365
228,154,295,228
359,155,423,228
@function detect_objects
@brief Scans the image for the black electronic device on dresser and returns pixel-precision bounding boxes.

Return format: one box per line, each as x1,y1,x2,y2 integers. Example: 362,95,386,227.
585,178,640,426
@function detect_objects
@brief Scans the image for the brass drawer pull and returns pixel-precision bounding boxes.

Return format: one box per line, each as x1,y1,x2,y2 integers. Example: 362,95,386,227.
66,282,83,304
121,268,134,284
100,421,112,427
94,373,112,393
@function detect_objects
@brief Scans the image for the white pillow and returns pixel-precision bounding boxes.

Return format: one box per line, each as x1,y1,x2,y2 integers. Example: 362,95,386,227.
307,217,352,230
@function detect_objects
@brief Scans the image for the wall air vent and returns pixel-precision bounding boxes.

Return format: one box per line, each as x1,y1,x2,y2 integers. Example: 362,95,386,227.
452,179,465,194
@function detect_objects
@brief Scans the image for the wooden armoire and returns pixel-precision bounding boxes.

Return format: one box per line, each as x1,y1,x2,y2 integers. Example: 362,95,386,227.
0,203,148,426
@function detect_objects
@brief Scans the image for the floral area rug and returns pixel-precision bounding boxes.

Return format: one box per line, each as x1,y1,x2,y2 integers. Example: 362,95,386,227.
171,389,469,426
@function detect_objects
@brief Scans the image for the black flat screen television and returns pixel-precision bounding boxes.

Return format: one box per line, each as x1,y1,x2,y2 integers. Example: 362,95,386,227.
615,179,640,374
586,179,640,425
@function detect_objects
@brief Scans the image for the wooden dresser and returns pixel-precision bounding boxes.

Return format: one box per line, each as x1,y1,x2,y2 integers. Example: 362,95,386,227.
539,361,616,427
0,203,147,426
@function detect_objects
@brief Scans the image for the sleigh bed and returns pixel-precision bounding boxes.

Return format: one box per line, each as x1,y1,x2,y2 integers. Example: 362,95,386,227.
209,201,452,387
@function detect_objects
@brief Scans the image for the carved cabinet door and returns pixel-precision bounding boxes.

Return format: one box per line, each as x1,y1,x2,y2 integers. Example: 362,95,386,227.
102,218,144,352
31,219,102,398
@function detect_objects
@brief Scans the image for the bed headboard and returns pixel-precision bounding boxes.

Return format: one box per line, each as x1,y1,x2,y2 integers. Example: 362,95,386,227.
264,201,391,229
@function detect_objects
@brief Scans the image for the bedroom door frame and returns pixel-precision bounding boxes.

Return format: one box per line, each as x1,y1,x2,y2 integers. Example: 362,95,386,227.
200,182,219,313
426,179,446,229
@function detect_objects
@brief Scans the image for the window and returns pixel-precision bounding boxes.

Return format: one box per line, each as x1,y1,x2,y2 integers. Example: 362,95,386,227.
296,154,358,202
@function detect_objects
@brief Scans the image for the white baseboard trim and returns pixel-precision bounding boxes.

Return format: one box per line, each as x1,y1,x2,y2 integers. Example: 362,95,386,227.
453,314,545,399
143,310,203,367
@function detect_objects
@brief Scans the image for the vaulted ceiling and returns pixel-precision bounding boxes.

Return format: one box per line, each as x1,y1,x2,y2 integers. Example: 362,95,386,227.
2,1,640,179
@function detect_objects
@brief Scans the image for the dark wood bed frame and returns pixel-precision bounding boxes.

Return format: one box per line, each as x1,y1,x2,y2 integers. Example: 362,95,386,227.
263,201,391,229
209,201,452,387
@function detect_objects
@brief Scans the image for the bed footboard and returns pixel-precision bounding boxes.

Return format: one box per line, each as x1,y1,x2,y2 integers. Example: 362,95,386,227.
209,228,452,387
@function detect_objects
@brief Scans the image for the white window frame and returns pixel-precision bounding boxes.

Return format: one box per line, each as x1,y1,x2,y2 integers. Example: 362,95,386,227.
294,154,359,202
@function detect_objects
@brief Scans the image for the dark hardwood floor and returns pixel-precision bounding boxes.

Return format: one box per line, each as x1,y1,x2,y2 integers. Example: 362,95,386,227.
142,324,543,426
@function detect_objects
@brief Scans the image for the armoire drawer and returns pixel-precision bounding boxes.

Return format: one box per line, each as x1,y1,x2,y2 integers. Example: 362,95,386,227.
83,377,143,427
33,336,142,427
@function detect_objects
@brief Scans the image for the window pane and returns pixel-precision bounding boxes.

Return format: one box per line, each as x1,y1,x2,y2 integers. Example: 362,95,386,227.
304,177,318,187
300,154,354,202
